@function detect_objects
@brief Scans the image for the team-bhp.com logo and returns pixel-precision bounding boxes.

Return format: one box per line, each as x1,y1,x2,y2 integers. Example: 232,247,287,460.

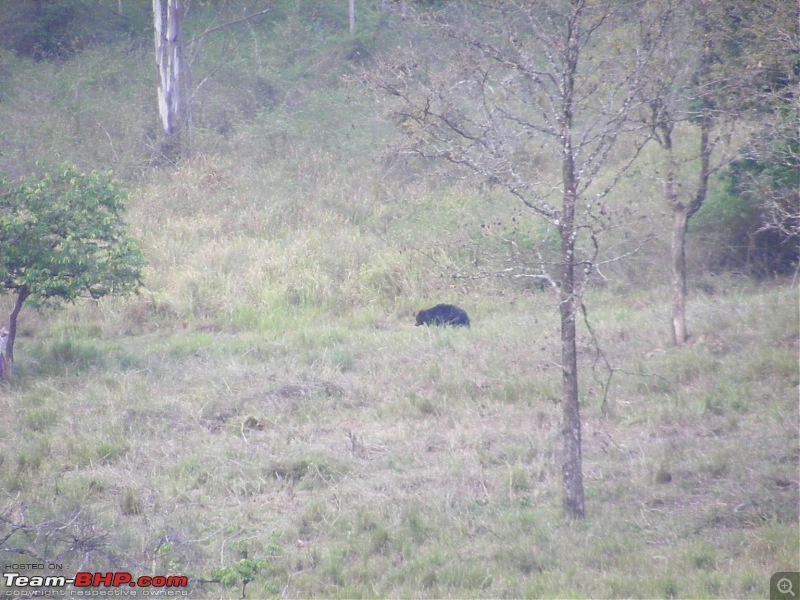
3,571,188,596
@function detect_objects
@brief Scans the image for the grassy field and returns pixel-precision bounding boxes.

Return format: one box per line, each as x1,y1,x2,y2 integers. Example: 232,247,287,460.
1,279,797,598
0,2,797,598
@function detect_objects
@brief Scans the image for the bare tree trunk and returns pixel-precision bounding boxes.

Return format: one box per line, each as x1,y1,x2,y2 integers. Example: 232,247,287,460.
2,285,29,380
153,0,184,159
671,205,690,344
349,0,356,35
559,229,584,517
667,16,713,346
660,123,691,346
558,30,585,519
0,329,7,381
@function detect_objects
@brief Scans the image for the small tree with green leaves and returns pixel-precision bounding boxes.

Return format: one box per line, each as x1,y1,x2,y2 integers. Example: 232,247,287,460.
0,165,145,378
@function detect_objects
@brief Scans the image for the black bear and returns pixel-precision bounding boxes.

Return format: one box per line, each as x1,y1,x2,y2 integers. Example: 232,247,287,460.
415,304,470,328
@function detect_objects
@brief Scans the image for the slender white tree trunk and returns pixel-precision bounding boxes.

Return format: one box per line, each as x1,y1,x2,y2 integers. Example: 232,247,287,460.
154,0,184,148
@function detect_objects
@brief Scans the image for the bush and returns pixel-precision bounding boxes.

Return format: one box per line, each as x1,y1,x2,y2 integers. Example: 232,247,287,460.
691,163,799,276
0,0,149,61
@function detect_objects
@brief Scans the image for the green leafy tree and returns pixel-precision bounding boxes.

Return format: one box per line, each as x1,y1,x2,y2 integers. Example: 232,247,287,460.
210,559,269,599
0,165,145,378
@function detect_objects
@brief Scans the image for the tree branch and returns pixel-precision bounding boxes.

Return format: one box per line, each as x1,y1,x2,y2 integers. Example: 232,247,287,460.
191,5,276,46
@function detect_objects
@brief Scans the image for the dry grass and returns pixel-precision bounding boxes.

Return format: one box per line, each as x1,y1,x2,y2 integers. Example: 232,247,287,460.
0,3,797,597
1,282,797,598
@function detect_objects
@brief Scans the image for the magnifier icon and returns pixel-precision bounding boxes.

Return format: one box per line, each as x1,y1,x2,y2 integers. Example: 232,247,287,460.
778,578,796,597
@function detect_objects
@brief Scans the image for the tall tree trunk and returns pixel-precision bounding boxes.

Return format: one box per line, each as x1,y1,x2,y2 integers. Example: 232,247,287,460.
349,0,356,35
558,38,585,517
153,0,184,159
559,228,584,518
661,125,691,346
671,205,690,345
668,14,713,346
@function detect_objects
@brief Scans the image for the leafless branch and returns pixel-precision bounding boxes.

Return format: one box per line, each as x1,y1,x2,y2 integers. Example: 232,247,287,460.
191,4,276,47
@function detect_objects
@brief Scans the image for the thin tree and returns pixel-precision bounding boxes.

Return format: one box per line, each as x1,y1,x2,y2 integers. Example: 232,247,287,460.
368,0,657,517
637,0,722,345
637,0,789,343
153,0,276,160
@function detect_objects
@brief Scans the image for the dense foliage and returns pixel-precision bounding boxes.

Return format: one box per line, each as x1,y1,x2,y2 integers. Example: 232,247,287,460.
0,165,144,306
0,0,149,61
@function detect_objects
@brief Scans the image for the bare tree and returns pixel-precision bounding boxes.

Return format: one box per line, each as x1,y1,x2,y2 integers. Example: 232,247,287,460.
153,1,276,160
639,0,797,342
153,0,184,157
636,1,717,345
367,0,656,517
